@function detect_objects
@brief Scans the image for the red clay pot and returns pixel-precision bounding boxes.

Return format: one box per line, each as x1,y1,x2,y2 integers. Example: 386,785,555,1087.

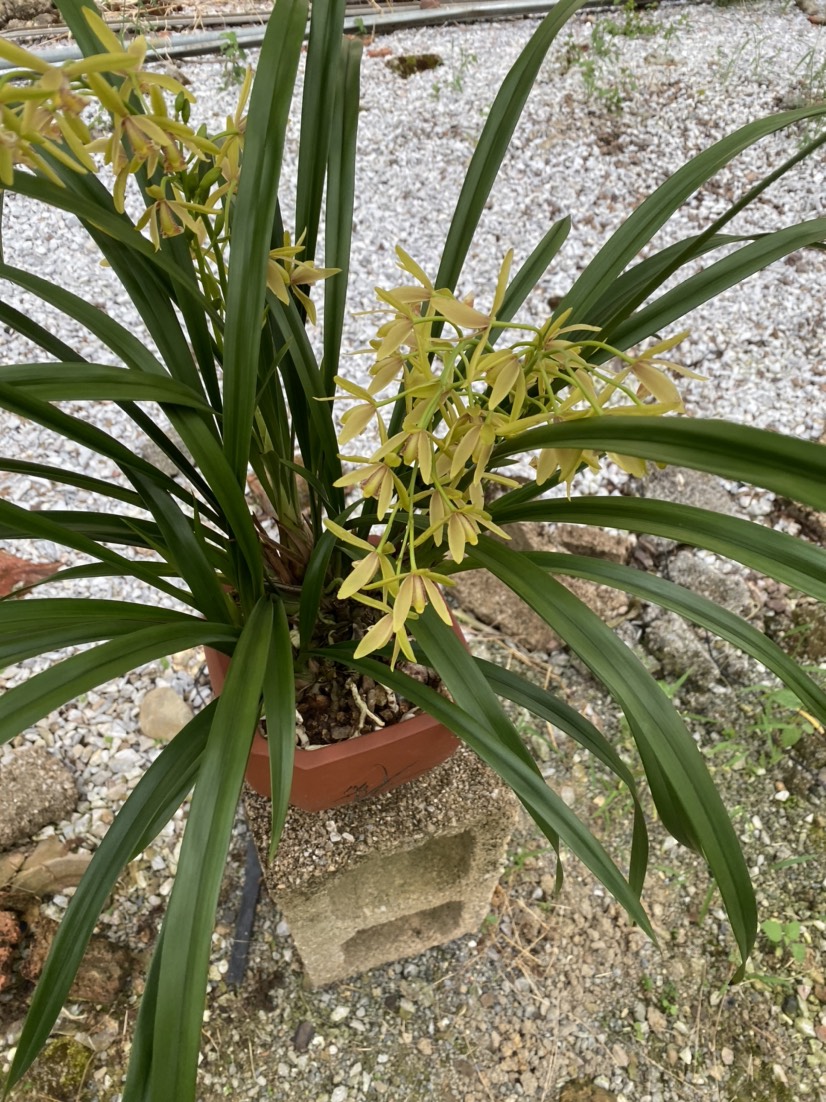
203,642,461,813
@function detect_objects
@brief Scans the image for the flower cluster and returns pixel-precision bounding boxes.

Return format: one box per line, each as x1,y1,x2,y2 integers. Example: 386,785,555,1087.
0,16,334,317
332,247,698,661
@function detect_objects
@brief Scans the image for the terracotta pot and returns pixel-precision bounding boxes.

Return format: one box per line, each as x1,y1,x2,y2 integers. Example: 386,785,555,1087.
203,636,461,813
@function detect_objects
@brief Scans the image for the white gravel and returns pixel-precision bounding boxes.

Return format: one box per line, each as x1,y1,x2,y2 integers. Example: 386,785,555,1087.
1,2,826,1099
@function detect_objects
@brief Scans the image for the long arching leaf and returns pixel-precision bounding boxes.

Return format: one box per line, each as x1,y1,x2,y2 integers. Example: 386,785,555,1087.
147,599,273,1099
0,499,195,602
0,363,213,409
606,218,826,351
3,703,215,1096
467,537,756,971
493,417,826,512
296,0,348,261
263,599,295,858
325,634,654,937
0,600,209,665
489,495,826,603
222,0,308,482
0,623,238,744
526,551,826,725
436,0,588,293
476,656,649,896
323,36,362,394
558,101,826,322
0,458,142,507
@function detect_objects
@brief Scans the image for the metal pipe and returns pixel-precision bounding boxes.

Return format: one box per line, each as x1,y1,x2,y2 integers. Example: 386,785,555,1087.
0,0,693,69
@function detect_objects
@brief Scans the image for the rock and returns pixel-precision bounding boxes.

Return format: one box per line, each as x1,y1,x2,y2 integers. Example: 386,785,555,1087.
0,0,54,31
0,850,25,886
639,467,736,515
558,1078,617,1102
0,837,91,895
0,747,77,850
791,600,826,660
452,522,631,651
21,912,133,1003
668,551,755,618
646,1005,668,1035
14,1036,94,1101
644,612,719,688
139,686,194,742
452,570,564,652
550,524,633,563
0,909,22,992
292,1020,315,1051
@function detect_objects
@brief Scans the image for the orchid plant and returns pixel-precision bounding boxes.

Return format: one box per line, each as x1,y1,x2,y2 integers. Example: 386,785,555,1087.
2,0,826,1098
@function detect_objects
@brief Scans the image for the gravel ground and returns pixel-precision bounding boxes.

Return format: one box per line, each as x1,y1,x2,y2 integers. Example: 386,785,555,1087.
1,1,826,1099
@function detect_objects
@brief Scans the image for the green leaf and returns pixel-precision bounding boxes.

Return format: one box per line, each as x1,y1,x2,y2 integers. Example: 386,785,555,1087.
8,174,216,329
54,0,108,57
606,218,826,351
222,0,309,482
0,458,142,507
761,919,783,944
0,382,205,515
323,37,363,394
298,525,340,651
4,702,215,1095
148,599,273,1099
413,608,543,779
326,636,654,938
0,510,163,551
525,551,826,727
476,657,649,896
436,0,589,293
0,298,82,362
128,473,234,623
0,263,169,378
0,499,195,603
582,232,749,338
467,537,756,969
559,101,826,322
495,217,571,330
0,623,238,745
0,600,206,665
0,362,213,409
493,417,826,513
120,922,164,1102
490,496,826,603
263,600,295,859
0,263,241,518
296,0,348,261
267,293,343,503
590,124,826,338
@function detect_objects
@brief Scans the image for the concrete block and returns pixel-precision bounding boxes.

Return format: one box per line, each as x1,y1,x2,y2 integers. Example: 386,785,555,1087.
245,745,519,987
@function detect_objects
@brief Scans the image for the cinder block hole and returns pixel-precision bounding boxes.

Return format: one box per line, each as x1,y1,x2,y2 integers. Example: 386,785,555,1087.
332,830,475,916
342,901,464,970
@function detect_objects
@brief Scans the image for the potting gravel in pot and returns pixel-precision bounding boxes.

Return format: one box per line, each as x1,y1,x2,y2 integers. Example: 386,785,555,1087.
204,642,460,810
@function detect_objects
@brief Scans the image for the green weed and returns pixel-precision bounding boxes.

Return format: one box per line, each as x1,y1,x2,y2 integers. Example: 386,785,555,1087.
218,31,247,89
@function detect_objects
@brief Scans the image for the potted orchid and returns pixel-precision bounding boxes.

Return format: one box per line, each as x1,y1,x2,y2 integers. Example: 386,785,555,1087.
1,0,826,1096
